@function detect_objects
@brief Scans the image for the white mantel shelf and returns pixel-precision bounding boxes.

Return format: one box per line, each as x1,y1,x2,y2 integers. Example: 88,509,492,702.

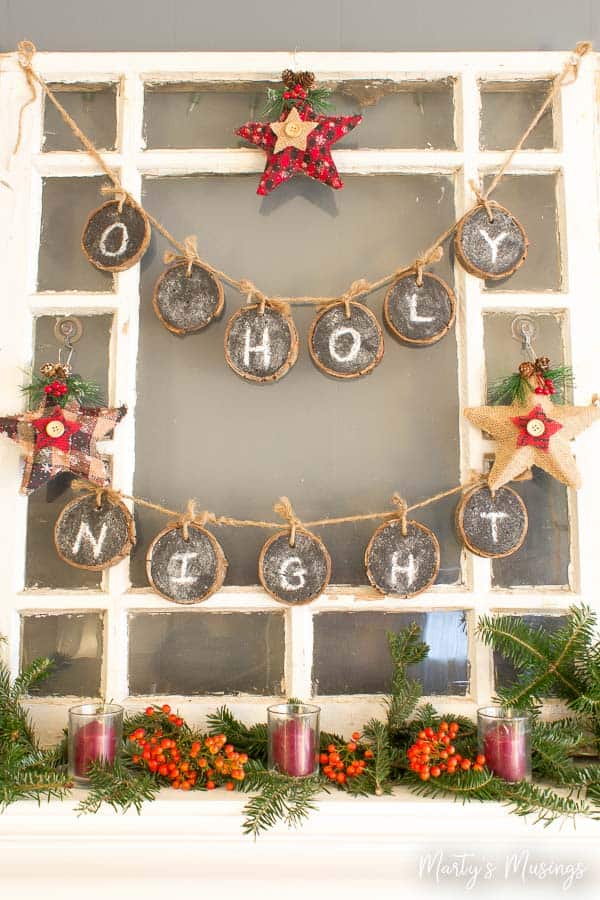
1,788,600,898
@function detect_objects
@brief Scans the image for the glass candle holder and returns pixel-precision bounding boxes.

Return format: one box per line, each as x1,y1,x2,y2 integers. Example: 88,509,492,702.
477,706,531,783
68,702,123,783
268,702,320,778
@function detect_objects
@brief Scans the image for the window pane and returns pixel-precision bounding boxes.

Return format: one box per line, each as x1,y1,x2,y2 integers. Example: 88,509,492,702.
482,173,562,292
143,80,455,150
21,612,104,697
313,611,469,695
493,613,567,693
131,173,461,587
480,81,555,151
25,315,113,590
38,176,114,292
484,312,569,588
43,84,117,152
128,611,285,695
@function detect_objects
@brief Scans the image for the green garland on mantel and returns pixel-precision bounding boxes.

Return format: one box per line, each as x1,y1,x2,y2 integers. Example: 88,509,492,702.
2,607,600,836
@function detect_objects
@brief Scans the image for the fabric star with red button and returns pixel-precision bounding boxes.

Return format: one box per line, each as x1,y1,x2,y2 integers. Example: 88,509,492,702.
511,404,563,451
0,398,126,494
236,84,362,195
32,406,81,452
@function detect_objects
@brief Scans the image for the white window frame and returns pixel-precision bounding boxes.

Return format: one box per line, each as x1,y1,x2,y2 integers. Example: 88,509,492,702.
1,50,599,744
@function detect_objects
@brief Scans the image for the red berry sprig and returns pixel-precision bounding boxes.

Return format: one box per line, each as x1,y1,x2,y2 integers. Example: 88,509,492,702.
127,704,248,792
43,380,69,399
407,721,486,781
283,85,307,101
319,731,375,786
534,377,556,396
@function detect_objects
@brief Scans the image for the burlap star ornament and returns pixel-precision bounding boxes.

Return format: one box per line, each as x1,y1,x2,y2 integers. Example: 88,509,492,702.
464,392,600,490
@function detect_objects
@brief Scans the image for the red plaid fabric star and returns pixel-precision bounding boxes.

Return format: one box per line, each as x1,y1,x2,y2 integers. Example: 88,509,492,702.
511,404,563,451
32,406,81,452
236,94,362,195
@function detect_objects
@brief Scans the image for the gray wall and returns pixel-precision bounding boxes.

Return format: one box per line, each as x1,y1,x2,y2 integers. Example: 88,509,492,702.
0,0,598,52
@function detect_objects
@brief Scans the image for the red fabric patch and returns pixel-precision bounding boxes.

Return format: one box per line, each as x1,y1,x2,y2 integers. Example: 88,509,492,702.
32,406,81,452
511,404,563,451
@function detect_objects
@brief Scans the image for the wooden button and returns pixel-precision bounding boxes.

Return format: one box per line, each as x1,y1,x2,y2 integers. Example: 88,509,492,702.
526,418,546,438
285,120,302,137
46,420,65,438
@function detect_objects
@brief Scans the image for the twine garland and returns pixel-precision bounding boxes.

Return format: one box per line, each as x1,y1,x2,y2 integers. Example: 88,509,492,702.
11,40,592,311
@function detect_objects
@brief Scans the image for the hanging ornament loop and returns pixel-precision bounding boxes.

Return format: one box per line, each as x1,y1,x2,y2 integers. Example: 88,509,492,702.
390,493,409,537
274,496,303,547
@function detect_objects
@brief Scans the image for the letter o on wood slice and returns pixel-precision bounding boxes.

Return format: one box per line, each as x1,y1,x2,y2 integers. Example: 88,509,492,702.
54,493,135,571
153,262,224,335
454,202,528,280
224,303,299,383
455,483,528,559
384,272,456,346
146,523,227,604
81,200,151,272
365,519,440,598
309,301,384,379
258,529,331,605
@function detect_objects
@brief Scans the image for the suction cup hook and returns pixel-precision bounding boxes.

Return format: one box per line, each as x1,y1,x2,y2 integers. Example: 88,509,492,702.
511,315,537,362
54,316,83,368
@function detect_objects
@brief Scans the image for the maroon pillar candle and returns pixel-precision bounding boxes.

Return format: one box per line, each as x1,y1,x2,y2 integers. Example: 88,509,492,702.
478,707,531,783
268,703,320,777
73,719,117,778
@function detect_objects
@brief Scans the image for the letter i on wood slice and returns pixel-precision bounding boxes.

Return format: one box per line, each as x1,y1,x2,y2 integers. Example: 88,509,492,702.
454,202,528,280
146,522,227,604
258,529,331,605
54,493,136,571
81,199,151,272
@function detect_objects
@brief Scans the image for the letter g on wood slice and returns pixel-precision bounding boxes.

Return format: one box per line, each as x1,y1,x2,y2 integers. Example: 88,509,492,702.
81,199,151,272
455,483,528,559
54,492,135,571
146,523,227,604
454,201,528,280
309,300,384,379
258,529,331,605
365,519,440,598
224,303,299,383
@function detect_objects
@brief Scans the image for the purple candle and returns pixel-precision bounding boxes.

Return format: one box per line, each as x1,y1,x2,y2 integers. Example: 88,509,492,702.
69,703,123,782
478,707,531,783
268,703,320,778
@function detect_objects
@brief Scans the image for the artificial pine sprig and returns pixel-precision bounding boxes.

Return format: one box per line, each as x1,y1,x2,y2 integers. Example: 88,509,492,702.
262,70,333,119
22,371,103,409
488,363,574,406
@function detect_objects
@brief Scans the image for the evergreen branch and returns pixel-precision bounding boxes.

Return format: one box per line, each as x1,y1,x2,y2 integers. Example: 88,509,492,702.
205,706,268,761
502,780,592,825
406,768,501,802
362,718,392,793
240,761,323,837
76,760,159,815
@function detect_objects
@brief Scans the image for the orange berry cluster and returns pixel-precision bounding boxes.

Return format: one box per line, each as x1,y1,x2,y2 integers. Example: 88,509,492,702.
128,704,248,792
407,721,486,781
319,731,374,785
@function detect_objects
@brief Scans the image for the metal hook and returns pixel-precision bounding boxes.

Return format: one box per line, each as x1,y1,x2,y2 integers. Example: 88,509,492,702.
54,316,82,368
511,315,537,362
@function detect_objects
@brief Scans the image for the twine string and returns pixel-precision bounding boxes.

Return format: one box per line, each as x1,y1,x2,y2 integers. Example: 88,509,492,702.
390,493,409,536
12,40,589,310
163,234,199,277
273,496,302,546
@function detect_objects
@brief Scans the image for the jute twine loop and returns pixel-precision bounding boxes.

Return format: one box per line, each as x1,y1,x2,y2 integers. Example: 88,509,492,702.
390,493,409,537
338,279,371,318
415,245,444,287
469,180,495,223
71,478,123,510
273,496,302,547
13,41,37,155
163,234,198,276
564,41,593,84
100,183,130,214
178,499,213,540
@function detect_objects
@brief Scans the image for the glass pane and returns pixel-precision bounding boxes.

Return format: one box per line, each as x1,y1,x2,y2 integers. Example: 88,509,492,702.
21,612,104,697
143,80,455,150
480,82,555,151
43,84,117,152
25,315,113,590
132,173,461,587
313,610,469,695
493,613,567,693
482,173,562,292
484,312,569,587
128,611,285,695
38,176,114,292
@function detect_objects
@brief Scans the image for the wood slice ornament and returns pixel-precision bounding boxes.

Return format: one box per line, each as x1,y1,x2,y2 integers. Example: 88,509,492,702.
454,202,528,280
384,271,456,346
147,522,227,604
224,302,299,383
259,529,331,605
309,300,384,379
456,483,528,559
365,518,440,598
153,261,224,335
54,491,135,571
82,199,151,272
